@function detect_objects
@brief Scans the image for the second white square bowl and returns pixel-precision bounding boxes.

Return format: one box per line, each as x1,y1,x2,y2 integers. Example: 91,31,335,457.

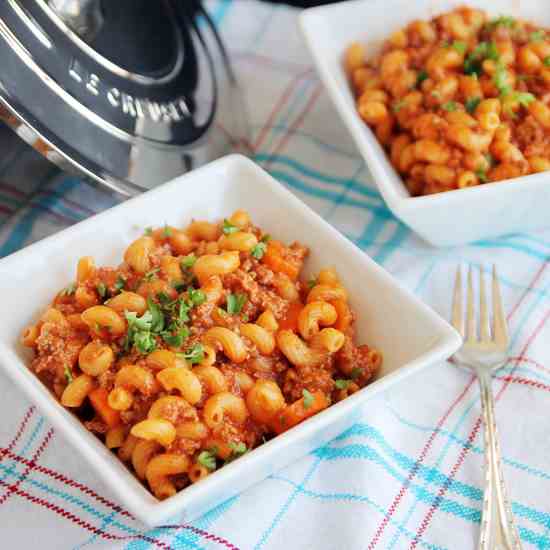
300,0,550,247
0,155,461,525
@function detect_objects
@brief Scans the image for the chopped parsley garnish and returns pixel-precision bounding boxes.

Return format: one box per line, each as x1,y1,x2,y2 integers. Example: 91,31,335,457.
302,389,314,409
60,282,77,296
217,307,227,317
96,282,107,299
335,379,351,390
476,167,489,183
64,366,73,384
251,242,267,259
307,277,318,289
143,268,160,282
494,62,511,95
350,367,363,380
512,91,535,107
416,70,428,86
442,101,457,112
430,90,441,98
114,276,126,292
188,288,206,306
226,293,247,315
147,297,165,333
144,227,153,236
225,442,248,463
545,56,550,67
241,314,249,323
392,100,407,113
157,291,171,304
180,343,205,365
260,234,271,243
464,41,499,76
465,97,481,114
222,219,239,235
197,450,217,471
530,30,546,42
161,326,189,348
485,15,516,31
163,225,172,238
451,41,467,54
134,331,157,354
125,310,153,331
180,254,197,270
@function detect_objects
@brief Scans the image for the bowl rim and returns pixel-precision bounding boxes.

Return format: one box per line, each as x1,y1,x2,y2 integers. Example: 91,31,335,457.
0,154,461,525
298,0,550,213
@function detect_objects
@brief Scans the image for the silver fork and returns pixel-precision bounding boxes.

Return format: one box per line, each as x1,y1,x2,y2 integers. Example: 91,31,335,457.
451,266,522,550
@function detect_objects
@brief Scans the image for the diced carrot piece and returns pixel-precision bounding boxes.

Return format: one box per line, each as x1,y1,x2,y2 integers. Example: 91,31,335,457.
278,301,303,332
332,299,352,332
270,391,329,434
262,241,299,280
89,387,120,428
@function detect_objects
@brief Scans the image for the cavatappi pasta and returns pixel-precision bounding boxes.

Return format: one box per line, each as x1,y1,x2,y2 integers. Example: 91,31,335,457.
22,211,381,499
345,7,550,195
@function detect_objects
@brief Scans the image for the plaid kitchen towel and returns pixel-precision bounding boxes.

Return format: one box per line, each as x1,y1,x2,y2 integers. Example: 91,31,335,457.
2,1,550,549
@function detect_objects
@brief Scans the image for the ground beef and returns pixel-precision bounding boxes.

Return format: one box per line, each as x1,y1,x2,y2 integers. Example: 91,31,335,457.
85,419,108,434
223,270,287,320
32,321,89,383
254,265,275,286
98,370,116,391
170,437,201,456
191,301,217,329
336,337,380,385
515,115,550,158
120,394,157,425
281,358,335,403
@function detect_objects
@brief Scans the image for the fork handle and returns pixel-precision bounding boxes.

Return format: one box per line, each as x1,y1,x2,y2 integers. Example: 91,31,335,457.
477,371,523,550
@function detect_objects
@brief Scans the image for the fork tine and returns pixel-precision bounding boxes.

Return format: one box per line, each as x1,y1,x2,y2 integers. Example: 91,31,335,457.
451,266,464,337
492,265,509,345
466,266,476,342
479,266,490,342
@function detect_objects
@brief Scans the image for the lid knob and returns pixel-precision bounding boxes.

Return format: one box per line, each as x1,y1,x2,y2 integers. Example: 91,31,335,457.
48,0,103,40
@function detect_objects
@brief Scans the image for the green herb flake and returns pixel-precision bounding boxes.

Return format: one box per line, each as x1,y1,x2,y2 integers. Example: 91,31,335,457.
226,442,248,461
464,41,500,76
442,101,457,112
530,30,546,42
302,389,314,409
197,450,217,471
250,242,267,260
451,41,467,55
144,227,153,236
222,219,239,235
226,293,247,315
96,282,107,299
350,367,363,380
143,268,160,282
476,167,489,183
392,100,407,113
180,254,197,270
260,234,271,243
134,331,157,354
163,225,172,238
157,291,171,304
241,314,249,323
64,366,73,384
125,310,153,332
161,326,189,348
307,277,318,290
114,276,126,292
60,282,77,296
180,343,205,365
465,97,481,114
188,288,206,307
545,56,550,67
147,297,165,333
494,62,511,95
335,379,351,390
416,70,428,86
486,15,516,31
514,92,536,107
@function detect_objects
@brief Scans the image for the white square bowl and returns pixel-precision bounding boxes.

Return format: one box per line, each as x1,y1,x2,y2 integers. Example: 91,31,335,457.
300,0,550,247
0,155,461,526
